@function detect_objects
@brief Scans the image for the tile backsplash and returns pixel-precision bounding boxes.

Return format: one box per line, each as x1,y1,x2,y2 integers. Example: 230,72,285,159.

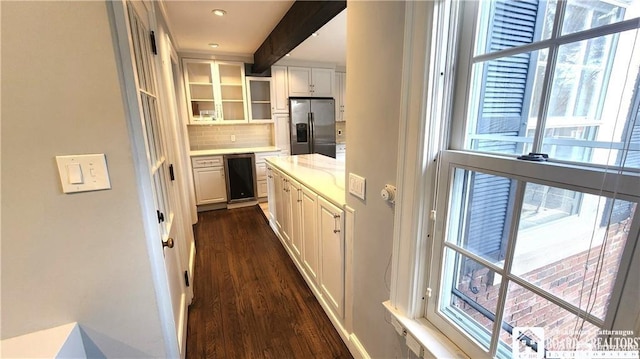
188,124,273,150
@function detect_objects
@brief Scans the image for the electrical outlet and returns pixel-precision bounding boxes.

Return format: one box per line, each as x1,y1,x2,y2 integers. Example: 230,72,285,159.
405,333,423,357
231,135,236,142
391,317,404,336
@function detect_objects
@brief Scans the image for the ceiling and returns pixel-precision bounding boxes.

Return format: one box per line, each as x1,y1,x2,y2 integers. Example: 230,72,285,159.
162,1,346,66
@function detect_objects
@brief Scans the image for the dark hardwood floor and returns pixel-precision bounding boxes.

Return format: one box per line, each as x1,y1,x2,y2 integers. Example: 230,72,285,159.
186,205,353,359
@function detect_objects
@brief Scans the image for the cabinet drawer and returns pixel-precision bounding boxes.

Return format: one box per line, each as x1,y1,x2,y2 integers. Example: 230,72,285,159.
255,162,267,179
191,156,223,168
255,151,280,163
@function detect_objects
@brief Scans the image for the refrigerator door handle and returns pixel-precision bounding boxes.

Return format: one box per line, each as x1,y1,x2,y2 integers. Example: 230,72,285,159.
309,112,316,153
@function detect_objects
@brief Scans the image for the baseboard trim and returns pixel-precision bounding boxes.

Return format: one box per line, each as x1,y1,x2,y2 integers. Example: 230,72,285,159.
348,333,371,359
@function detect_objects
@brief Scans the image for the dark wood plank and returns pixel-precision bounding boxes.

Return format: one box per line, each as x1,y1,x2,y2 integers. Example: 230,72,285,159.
186,205,352,359
252,1,347,74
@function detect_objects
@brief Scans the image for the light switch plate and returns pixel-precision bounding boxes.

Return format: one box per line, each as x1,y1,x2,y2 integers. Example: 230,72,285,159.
56,154,111,194
348,173,365,200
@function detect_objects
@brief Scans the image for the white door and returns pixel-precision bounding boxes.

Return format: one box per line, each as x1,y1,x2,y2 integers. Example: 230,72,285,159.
160,33,196,302
124,2,187,357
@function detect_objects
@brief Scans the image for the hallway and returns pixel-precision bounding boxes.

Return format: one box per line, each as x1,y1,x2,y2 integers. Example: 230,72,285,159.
185,206,352,359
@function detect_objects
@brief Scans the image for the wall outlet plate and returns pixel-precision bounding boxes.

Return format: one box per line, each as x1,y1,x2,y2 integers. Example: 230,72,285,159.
391,317,404,336
406,333,423,357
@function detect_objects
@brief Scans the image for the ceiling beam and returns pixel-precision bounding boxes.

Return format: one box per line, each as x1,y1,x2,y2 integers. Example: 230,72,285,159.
252,1,346,74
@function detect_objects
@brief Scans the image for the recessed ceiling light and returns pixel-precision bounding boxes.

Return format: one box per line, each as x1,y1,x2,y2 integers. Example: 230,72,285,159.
312,32,319,37
208,43,219,48
212,9,226,16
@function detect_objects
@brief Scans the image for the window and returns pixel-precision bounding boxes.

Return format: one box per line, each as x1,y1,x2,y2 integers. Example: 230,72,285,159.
426,0,640,358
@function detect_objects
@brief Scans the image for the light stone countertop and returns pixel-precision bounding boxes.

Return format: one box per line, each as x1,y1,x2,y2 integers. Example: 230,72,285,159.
190,146,280,157
266,154,346,207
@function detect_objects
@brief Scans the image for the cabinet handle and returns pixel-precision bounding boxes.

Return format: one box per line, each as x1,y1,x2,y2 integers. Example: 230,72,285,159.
333,213,341,233
333,214,341,219
297,188,302,202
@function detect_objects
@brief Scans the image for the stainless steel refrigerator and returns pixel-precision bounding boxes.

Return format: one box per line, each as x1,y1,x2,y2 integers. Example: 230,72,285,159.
289,98,336,158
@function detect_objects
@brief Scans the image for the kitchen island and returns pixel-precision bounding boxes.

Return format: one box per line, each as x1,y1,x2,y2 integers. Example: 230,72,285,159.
264,154,352,345
265,154,345,206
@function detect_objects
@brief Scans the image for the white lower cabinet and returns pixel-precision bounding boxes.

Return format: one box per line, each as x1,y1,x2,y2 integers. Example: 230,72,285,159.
255,151,279,199
192,156,227,205
281,175,292,246
257,180,267,198
266,162,346,323
273,168,284,233
301,185,319,284
288,178,303,258
266,166,276,221
318,196,345,319
273,113,290,155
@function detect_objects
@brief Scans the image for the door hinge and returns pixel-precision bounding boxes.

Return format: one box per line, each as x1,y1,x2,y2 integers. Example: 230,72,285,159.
184,271,190,287
150,31,157,55
169,164,175,181
157,210,165,223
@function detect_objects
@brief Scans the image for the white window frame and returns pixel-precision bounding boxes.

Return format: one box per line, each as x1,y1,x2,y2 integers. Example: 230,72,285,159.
386,1,640,358
428,151,640,357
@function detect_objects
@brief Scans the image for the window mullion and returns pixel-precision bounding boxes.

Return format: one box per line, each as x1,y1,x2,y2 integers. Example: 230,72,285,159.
488,181,526,357
532,0,568,153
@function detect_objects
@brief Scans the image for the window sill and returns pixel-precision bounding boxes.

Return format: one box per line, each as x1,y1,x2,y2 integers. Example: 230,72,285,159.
383,301,469,359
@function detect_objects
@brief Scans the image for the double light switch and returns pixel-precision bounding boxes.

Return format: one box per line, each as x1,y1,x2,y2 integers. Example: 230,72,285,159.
56,154,111,193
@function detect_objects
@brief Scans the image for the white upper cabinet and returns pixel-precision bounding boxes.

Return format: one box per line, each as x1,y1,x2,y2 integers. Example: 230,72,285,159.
334,72,346,122
246,76,272,123
287,67,312,97
270,66,289,113
287,66,334,98
311,68,334,97
182,59,248,124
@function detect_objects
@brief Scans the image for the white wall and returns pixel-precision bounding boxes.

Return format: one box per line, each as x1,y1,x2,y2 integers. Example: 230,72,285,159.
1,2,166,357
346,2,408,357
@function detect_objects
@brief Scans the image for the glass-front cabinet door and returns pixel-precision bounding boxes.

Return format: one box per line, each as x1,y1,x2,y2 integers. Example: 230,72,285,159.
183,59,216,123
182,59,248,124
246,76,273,123
214,61,247,123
